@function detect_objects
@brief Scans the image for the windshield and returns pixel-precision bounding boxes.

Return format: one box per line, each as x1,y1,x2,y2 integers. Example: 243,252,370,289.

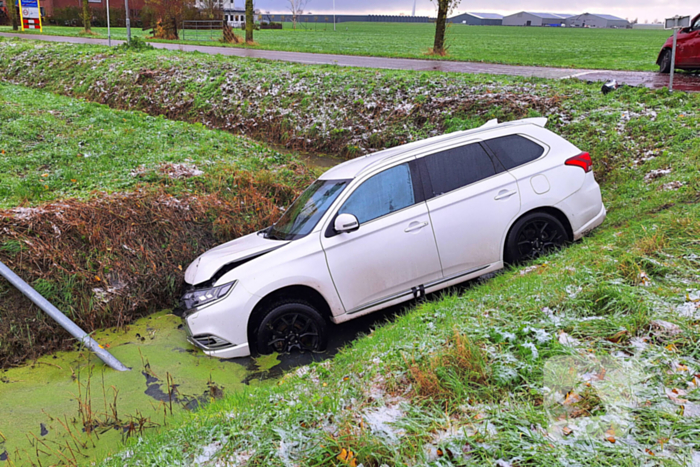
267,179,349,241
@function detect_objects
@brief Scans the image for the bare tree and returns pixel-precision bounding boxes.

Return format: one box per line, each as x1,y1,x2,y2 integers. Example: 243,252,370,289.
145,0,195,39
431,0,461,55
245,0,254,42
7,0,19,31
287,0,309,30
82,0,92,33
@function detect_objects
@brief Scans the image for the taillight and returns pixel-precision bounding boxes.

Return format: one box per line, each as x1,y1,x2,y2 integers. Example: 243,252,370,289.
565,152,592,173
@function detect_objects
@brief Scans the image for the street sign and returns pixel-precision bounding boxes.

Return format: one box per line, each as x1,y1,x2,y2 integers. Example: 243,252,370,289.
664,15,691,92
18,0,42,31
665,15,690,29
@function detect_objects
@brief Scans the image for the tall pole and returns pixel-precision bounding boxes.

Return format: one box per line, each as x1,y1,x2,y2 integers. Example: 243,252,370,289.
124,0,131,43
412,0,416,16
0,261,130,372
669,28,677,92
106,0,111,46
333,0,335,31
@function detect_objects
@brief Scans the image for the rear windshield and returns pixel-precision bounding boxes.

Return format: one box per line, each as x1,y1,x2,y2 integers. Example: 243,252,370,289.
484,135,545,170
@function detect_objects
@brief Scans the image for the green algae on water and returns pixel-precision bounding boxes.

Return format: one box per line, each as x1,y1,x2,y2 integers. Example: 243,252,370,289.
0,311,252,466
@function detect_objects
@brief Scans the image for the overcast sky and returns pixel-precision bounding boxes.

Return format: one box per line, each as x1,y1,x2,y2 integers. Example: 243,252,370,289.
242,0,691,24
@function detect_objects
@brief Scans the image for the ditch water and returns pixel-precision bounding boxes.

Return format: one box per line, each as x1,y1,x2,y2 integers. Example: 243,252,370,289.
0,304,403,466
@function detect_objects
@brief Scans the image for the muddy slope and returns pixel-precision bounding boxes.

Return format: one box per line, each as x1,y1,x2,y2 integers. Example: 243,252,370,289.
0,167,313,368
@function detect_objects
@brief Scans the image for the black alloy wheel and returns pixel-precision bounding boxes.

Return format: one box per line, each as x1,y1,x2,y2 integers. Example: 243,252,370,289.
505,212,568,264
257,301,327,354
659,49,672,74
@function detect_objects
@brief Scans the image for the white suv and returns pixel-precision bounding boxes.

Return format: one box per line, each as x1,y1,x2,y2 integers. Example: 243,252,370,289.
180,118,605,358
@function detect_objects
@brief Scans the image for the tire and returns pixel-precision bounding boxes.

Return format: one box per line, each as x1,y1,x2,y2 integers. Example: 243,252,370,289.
659,49,672,74
256,301,327,354
504,212,568,265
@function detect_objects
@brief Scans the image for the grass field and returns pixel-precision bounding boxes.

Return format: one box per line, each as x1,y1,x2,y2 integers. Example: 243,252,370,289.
0,22,671,71
1,40,699,466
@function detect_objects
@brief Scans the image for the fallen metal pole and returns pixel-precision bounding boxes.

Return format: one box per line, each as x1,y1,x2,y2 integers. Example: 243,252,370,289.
0,261,130,372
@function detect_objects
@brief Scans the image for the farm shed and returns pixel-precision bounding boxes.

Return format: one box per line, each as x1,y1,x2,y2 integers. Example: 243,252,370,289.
223,8,259,28
565,13,630,29
503,12,569,27
263,13,434,24
448,12,503,26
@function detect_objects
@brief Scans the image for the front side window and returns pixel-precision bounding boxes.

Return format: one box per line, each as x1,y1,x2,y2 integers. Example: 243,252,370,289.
422,143,498,197
339,163,415,225
484,135,545,170
268,179,348,240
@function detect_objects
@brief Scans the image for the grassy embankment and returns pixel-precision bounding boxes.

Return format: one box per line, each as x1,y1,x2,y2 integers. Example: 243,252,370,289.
0,39,561,160
0,38,698,465
0,22,671,71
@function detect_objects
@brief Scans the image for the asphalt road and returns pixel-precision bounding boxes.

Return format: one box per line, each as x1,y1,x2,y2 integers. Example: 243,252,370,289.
2,32,700,91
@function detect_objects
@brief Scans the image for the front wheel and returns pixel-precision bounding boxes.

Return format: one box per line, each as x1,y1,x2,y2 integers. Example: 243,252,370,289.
504,212,568,265
659,49,672,74
256,301,328,354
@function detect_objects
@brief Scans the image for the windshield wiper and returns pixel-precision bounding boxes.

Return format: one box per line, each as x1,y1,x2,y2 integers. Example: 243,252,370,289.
265,230,284,241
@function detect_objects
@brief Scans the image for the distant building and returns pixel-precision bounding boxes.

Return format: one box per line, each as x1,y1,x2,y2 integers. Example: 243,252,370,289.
263,13,434,24
448,12,503,26
566,13,630,29
502,11,570,27
223,9,259,27
633,23,664,30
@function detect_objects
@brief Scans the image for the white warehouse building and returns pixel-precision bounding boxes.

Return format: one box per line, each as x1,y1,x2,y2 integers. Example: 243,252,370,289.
502,12,570,27
565,13,630,29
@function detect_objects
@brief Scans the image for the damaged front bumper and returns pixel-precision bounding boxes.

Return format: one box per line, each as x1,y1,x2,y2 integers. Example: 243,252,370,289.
177,281,255,359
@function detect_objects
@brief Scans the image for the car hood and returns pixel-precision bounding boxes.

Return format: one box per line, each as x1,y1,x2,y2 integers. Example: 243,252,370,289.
184,232,289,286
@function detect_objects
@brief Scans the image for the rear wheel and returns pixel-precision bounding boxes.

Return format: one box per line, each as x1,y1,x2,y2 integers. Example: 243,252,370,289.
659,49,672,74
256,301,327,354
504,212,568,265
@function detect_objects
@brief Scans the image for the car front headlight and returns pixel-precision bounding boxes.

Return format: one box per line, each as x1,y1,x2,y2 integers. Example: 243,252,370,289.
181,281,237,312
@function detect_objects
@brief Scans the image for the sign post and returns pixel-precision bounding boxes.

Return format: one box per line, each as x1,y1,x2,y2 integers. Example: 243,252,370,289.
124,0,131,43
18,0,42,31
106,0,111,46
664,15,691,92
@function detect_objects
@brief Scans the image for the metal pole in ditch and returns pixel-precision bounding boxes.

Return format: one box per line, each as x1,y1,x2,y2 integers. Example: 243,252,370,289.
0,261,130,372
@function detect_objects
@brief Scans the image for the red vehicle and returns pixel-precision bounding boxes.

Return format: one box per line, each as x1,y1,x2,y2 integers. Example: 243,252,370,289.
658,13,700,73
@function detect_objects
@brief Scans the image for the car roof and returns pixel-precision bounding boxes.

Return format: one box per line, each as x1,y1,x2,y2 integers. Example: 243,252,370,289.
319,117,548,181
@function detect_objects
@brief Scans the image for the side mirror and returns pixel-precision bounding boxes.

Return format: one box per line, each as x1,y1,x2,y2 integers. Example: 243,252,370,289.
334,213,359,234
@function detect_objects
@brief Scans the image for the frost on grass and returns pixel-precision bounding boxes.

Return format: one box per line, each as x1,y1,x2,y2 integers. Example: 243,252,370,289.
193,441,222,466
363,405,405,443
0,42,565,159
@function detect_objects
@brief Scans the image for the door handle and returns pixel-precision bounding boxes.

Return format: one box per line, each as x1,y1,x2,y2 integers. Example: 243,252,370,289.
404,221,429,233
494,190,517,201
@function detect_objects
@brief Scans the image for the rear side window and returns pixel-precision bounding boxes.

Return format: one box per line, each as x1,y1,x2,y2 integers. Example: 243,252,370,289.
422,143,497,197
484,135,545,170
339,163,416,224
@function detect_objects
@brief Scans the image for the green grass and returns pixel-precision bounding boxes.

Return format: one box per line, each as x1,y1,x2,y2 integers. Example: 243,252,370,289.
0,22,672,71
0,84,297,208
